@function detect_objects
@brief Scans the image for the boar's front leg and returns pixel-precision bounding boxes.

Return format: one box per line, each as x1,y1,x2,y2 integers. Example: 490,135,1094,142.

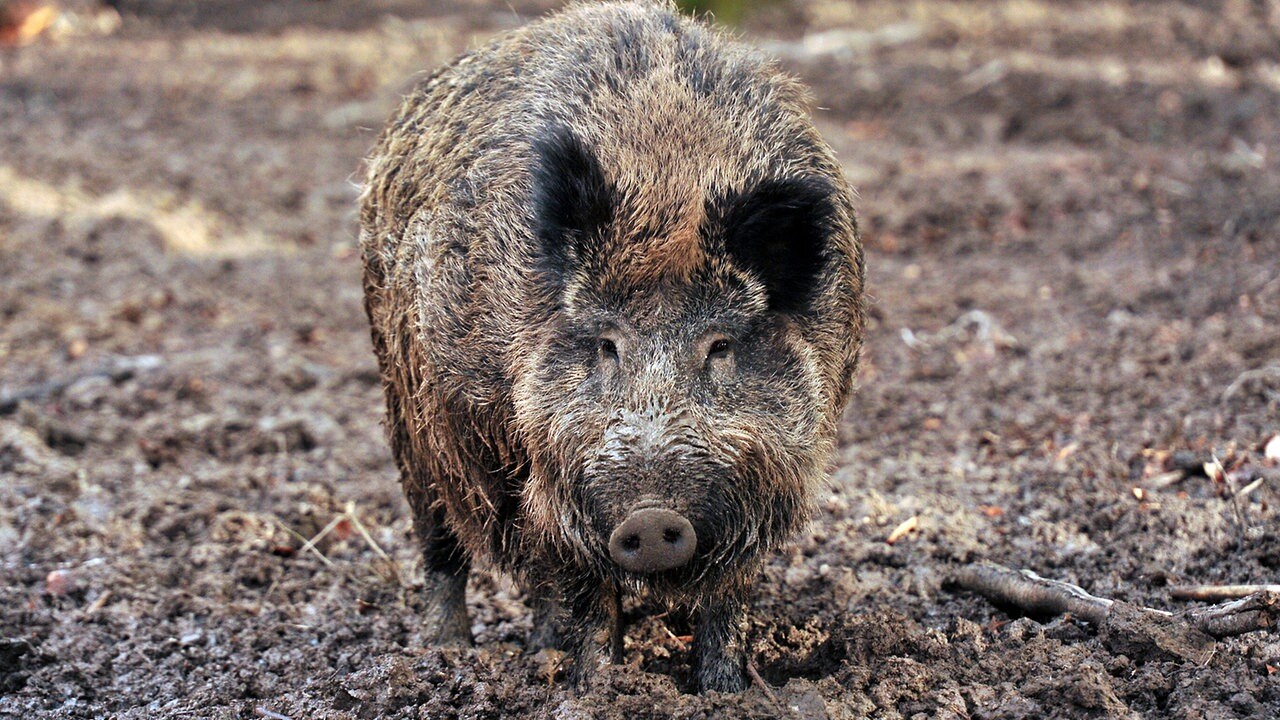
562,581,624,689
693,594,748,693
414,502,472,647
383,381,471,646
527,579,566,651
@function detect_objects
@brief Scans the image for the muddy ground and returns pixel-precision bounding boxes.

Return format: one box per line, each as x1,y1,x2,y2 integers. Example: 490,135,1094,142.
2,1,1279,718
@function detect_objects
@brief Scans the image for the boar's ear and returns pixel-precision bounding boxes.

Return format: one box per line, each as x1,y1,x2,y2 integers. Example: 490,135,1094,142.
530,126,614,273
717,176,836,314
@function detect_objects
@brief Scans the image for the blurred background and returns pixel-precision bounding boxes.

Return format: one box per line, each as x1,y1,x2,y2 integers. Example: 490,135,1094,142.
2,1,1278,718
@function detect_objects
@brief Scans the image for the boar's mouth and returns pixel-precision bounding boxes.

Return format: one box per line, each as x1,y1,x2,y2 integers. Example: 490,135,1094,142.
549,462,784,597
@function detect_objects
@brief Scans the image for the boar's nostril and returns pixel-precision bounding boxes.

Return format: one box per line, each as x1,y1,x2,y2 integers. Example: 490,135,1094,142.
608,508,696,574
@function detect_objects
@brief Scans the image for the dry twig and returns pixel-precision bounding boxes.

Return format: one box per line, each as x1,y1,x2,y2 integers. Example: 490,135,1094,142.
745,657,780,706
344,501,403,585
272,518,337,569
1170,584,1280,602
84,590,113,616
1235,476,1265,499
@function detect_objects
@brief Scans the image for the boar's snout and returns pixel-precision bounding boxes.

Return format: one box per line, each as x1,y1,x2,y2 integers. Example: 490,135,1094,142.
608,507,696,574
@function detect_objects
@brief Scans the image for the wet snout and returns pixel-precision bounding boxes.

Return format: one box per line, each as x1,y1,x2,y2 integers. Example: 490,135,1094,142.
608,508,696,573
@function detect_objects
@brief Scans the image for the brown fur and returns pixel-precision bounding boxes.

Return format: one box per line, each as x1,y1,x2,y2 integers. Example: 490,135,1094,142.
360,0,864,692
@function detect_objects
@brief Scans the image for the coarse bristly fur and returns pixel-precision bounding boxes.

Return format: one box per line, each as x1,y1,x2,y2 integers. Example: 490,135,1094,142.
359,0,865,693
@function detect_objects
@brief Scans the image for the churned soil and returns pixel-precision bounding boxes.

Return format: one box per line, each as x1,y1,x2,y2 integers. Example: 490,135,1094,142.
2,1,1278,718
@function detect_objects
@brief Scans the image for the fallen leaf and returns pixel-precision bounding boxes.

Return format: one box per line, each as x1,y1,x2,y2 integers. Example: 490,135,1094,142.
1146,470,1185,489
1204,458,1226,484
45,569,72,596
331,517,355,542
66,337,89,360
886,515,919,545
533,648,564,686
1265,435,1280,462
0,2,58,46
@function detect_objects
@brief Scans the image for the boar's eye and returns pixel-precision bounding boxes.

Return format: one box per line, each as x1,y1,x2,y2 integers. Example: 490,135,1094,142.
598,338,620,361
707,338,732,361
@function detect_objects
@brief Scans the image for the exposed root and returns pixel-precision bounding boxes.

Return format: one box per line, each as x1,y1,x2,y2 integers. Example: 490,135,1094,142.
952,562,1279,640
953,564,1114,624
1191,593,1280,638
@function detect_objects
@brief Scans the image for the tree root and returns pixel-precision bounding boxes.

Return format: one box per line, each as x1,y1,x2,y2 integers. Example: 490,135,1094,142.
952,563,1278,642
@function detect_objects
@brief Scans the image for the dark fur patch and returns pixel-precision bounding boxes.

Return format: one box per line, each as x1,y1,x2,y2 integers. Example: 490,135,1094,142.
531,126,615,275
709,176,837,313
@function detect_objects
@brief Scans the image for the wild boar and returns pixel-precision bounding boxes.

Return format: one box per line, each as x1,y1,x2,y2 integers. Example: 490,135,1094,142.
360,0,864,692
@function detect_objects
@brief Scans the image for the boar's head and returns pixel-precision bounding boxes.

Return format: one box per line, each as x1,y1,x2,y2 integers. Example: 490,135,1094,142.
513,125,855,602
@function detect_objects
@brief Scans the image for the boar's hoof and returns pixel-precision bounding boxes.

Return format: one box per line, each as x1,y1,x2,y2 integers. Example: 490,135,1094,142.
424,571,473,647
608,508,696,573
